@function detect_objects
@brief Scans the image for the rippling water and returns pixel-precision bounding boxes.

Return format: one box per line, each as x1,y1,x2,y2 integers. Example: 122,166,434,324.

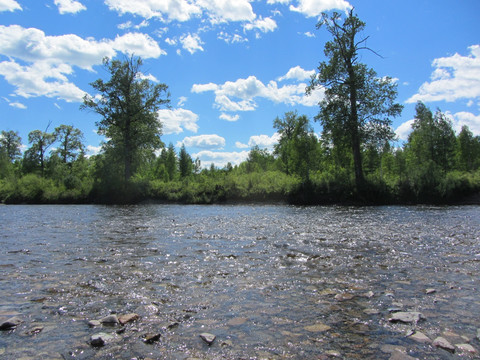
0,205,479,359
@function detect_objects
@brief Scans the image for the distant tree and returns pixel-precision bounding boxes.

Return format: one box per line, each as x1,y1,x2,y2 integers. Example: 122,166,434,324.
307,10,403,190
165,143,178,181
246,146,275,173
24,127,55,176
53,125,84,164
81,56,169,183
0,130,22,162
273,111,318,179
178,143,193,178
456,125,480,171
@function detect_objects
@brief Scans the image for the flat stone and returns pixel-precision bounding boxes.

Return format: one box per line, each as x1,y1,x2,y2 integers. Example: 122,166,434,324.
100,314,119,325
88,320,101,327
24,325,44,336
118,313,139,325
425,288,436,294
389,312,424,324
0,316,23,330
389,350,418,360
456,343,477,354
381,345,406,354
364,308,380,315
409,331,431,344
143,333,161,344
90,332,113,347
433,337,455,353
199,332,216,345
304,322,331,332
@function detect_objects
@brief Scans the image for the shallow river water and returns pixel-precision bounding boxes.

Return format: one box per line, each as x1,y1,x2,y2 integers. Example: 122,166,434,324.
0,204,479,359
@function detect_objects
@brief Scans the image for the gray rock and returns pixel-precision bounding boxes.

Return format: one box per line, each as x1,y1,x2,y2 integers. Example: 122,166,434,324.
100,314,119,325
199,332,216,345
88,320,101,327
409,331,431,344
425,288,436,294
0,316,23,330
143,333,161,344
118,313,139,325
389,350,418,360
389,312,424,324
433,337,455,353
456,343,477,354
90,332,113,347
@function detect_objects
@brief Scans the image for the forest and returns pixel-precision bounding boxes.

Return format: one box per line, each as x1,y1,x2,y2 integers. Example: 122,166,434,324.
1,11,479,205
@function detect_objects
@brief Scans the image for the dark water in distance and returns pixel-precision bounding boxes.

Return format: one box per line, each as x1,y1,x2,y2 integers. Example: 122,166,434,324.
0,204,479,359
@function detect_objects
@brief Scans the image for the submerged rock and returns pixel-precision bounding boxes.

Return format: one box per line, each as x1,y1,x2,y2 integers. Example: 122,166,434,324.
90,332,114,347
0,316,23,330
100,314,119,325
433,337,455,353
456,343,477,354
118,313,139,325
199,332,216,345
408,331,431,344
304,322,331,332
334,292,355,301
88,320,101,327
143,333,161,344
388,312,424,324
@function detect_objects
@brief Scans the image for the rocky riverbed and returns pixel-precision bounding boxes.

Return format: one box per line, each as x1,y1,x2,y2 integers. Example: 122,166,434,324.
1,204,479,359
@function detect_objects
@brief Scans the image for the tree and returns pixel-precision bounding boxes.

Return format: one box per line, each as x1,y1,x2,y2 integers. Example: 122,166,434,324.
0,130,22,162
456,125,480,171
273,111,318,179
165,143,178,181
307,10,402,190
81,56,170,183
24,127,55,177
53,125,84,164
178,143,193,178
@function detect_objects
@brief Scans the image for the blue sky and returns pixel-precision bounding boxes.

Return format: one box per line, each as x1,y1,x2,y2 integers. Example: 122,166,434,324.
1,0,479,168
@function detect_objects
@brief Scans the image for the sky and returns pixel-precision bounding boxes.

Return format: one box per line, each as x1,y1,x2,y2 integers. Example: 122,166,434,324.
1,0,479,168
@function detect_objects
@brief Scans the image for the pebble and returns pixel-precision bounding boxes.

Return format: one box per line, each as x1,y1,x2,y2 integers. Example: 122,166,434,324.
100,314,119,325
118,313,139,325
408,331,431,344
88,320,101,327
433,337,455,353
304,322,331,332
90,332,113,347
334,292,355,301
0,316,23,330
456,343,477,354
389,312,424,324
143,333,161,344
199,332,216,345
425,288,436,294
389,350,418,360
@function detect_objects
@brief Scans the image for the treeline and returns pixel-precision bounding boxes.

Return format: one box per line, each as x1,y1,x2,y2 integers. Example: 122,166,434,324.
1,102,479,205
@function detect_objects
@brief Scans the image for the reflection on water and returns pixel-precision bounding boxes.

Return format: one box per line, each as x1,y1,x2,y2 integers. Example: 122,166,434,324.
0,205,479,359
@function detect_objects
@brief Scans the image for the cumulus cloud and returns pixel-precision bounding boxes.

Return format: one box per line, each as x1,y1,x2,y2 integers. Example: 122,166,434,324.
407,45,480,104
9,101,26,109
289,0,352,17
219,113,239,122
0,25,165,102
217,31,248,44
244,17,277,33
179,134,226,149
450,111,480,135
235,141,249,149
180,33,204,54
54,0,86,14
0,0,21,12
86,145,102,157
277,66,315,81
157,108,199,134
192,150,249,168
395,119,415,141
248,133,280,150
192,72,324,111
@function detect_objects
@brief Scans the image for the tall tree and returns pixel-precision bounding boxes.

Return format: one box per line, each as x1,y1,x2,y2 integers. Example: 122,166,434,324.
53,125,84,164
24,127,55,176
456,125,480,171
0,130,22,162
178,144,193,178
81,56,170,183
307,10,402,190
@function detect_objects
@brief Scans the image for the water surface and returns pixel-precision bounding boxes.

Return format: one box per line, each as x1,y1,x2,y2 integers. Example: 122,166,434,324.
0,205,479,359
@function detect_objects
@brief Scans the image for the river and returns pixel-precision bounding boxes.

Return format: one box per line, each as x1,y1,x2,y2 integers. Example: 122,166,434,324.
0,205,479,359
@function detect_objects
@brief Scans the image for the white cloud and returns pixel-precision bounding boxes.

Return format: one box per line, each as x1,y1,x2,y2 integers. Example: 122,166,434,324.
177,96,187,106
118,20,150,30
197,0,256,23
179,134,226,149
450,111,480,136
136,72,159,82
277,65,314,81
248,133,280,150
157,108,199,134
165,37,177,46
244,17,277,33
0,25,165,102
217,31,248,44
192,150,249,168
219,113,239,122
54,0,86,14
9,101,26,109
235,141,249,149
304,31,315,38
192,74,324,111
407,45,480,104
395,119,415,141
105,0,202,21
289,0,352,17
86,145,102,157
267,0,290,4
0,0,21,12
180,33,204,54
